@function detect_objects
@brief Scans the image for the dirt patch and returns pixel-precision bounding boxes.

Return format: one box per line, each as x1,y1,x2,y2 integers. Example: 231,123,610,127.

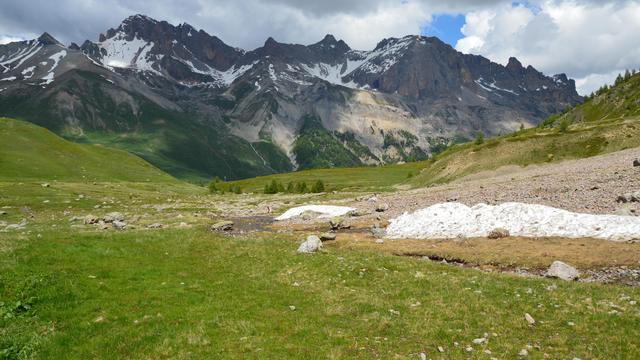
329,232,640,286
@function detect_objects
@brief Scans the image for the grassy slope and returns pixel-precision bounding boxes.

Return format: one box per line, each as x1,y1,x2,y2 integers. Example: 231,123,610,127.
224,161,426,193
0,117,176,182
408,73,640,187
2,226,639,358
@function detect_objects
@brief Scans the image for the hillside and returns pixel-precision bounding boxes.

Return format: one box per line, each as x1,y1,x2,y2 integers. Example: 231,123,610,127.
0,15,581,181
0,117,176,182
406,72,640,186
229,72,640,192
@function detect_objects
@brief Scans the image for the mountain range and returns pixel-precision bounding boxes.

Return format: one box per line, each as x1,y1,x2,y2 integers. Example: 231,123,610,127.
0,14,582,181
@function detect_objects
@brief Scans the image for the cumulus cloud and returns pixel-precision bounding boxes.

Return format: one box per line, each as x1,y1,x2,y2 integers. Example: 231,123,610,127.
455,1,640,94
0,0,501,50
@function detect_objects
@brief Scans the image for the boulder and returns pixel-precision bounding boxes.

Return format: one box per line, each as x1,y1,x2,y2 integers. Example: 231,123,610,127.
112,220,127,230
487,228,510,239
617,191,640,203
210,221,234,232
84,215,99,225
329,217,350,230
545,260,580,281
4,219,27,231
371,224,386,238
103,212,124,223
297,235,322,253
320,232,336,241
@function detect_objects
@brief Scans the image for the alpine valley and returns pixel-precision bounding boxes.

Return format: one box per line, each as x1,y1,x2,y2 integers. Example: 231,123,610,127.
0,14,582,181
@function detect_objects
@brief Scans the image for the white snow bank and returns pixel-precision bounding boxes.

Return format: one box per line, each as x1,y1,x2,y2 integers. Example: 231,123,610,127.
386,202,640,242
275,205,355,221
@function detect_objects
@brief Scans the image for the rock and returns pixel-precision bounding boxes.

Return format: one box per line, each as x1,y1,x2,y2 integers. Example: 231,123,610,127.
634,159,640,167
84,215,99,225
437,346,444,353
525,313,535,325
41,183,50,188
210,221,234,232
375,239,384,244
320,232,336,241
297,235,322,253
519,348,528,357
419,352,426,360
147,223,163,229
329,217,350,230
299,210,323,221
178,222,190,228
347,209,368,217
112,220,127,230
0,211,6,216
472,338,486,344
371,224,386,238
375,203,389,212
615,205,637,216
488,228,510,239
546,260,580,281
617,191,640,203
103,212,124,223
4,219,27,231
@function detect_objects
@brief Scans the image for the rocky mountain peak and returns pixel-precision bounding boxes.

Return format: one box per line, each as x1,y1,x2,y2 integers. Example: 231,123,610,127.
37,32,62,46
310,34,351,54
506,57,524,71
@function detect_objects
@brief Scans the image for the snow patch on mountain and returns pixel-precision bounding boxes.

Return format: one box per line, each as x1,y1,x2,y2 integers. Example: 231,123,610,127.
98,33,157,73
41,50,67,85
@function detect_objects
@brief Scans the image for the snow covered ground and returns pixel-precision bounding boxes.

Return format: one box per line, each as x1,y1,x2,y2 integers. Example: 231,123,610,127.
275,205,355,221
386,202,640,242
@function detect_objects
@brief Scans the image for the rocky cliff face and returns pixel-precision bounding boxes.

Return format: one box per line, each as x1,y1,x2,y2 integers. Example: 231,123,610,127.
0,14,582,181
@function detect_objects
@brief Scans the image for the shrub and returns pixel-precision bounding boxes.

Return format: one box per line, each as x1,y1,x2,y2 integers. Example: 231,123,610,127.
474,132,484,145
296,181,308,194
558,118,571,133
208,177,222,194
311,180,325,193
286,181,294,193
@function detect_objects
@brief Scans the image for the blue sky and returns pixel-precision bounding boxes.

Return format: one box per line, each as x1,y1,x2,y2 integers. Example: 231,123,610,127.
421,14,465,47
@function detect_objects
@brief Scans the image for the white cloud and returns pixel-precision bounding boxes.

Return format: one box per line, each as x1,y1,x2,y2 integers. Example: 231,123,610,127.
455,1,640,95
0,35,27,45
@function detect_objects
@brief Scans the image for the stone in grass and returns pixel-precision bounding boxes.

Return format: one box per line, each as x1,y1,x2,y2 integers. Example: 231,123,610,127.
518,348,528,357
297,235,322,253
371,224,386,238
210,220,234,232
0,210,6,216
524,313,535,325
487,228,510,239
84,214,99,225
545,260,580,281
112,220,127,230
320,232,337,241
329,217,350,230
103,212,124,223
147,223,163,229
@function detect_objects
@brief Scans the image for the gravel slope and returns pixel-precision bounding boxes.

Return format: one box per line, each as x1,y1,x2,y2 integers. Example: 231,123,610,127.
351,147,640,219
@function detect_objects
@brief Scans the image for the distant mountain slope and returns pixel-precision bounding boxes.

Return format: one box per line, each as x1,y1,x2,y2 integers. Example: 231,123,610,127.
409,72,640,186
0,117,176,182
0,14,582,181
